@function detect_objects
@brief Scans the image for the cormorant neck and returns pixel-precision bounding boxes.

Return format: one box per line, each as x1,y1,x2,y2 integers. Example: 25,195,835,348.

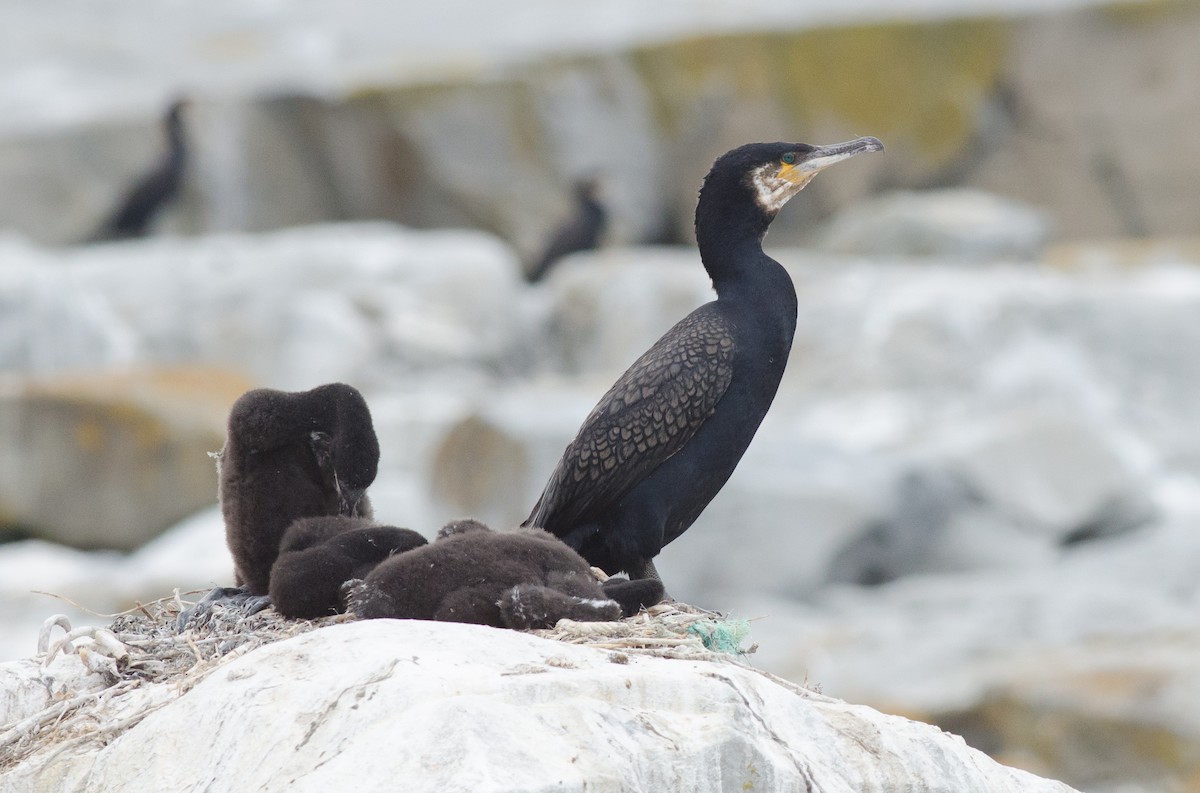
582,193,603,214
694,176,775,294
165,115,187,164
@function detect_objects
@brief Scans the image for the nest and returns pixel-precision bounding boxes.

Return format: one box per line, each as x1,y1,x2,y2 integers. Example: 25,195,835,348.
0,591,755,771
0,593,342,770
533,602,756,660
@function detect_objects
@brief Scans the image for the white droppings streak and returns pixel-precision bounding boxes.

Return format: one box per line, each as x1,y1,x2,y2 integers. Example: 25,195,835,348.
571,596,620,610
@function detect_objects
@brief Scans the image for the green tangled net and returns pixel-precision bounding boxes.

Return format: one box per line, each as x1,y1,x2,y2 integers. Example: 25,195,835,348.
686,618,752,655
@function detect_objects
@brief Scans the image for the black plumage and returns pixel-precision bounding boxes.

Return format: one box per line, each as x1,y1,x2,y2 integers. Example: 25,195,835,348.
523,138,884,590
92,99,189,241
219,382,379,595
527,178,607,282
177,383,379,630
597,575,669,620
270,516,428,619
347,521,663,630
384,517,661,618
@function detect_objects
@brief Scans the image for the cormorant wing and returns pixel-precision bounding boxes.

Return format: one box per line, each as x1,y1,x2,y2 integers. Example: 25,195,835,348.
526,304,735,531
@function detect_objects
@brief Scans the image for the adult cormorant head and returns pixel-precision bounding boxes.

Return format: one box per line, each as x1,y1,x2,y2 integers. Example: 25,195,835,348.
695,137,884,258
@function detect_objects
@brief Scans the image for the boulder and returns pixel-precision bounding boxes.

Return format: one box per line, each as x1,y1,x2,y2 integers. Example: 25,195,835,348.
0,619,1079,792
430,413,533,525
0,368,244,550
975,3,1200,239
0,223,528,388
825,408,1154,586
772,252,1200,480
426,385,601,531
0,237,138,373
657,453,887,602
936,408,1153,541
532,247,712,377
815,189,1050,261
934,636,1200,793
825,468,994,586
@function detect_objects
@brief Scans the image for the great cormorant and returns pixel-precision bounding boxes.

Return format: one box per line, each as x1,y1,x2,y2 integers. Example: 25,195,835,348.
522,137,883,591
92,99,189,241
527,177,608,282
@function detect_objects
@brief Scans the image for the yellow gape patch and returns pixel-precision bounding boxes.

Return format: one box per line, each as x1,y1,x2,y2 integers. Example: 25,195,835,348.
747,162,815,215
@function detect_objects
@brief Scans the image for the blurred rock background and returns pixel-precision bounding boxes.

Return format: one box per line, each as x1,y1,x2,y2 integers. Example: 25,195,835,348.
3,1,1200,791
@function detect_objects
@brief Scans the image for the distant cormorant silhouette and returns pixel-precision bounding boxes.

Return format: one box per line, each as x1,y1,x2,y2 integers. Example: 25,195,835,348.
92,99,189,241
527,177,607,282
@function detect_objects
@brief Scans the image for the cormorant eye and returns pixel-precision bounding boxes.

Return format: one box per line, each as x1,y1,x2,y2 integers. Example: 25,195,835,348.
781,152,797,165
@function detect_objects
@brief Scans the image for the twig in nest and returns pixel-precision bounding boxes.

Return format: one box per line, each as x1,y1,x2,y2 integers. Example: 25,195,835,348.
37,615,75,655
30,591,195,620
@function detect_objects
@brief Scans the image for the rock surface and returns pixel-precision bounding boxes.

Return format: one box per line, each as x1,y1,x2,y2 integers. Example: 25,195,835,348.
0,224,524,388
0,620,1079,793
4,224,1200,791
815,189,1050,261
735,488,1200,793
3,3,1200,248
3,3,1199,789
0,369,242,549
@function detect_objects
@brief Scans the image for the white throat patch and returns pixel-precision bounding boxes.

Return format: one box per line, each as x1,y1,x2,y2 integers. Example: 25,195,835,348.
747,164,807,215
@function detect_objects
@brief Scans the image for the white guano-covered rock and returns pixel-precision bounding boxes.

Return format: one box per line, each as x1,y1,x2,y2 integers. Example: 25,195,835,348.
0,223,525,389
0,620,1078,793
